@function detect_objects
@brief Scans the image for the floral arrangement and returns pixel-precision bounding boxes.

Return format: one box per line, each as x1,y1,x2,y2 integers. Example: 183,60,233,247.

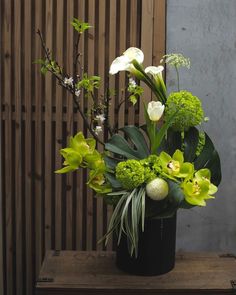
36,20,221,257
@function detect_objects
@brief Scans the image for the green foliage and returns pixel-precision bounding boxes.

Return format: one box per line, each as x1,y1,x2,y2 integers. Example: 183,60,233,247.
127,79,143,106
33,59,62,75
165,91,204,132
76,74,101,92
116,160,145,190
71,18,91,33
101,187,146,257
105,125,149,160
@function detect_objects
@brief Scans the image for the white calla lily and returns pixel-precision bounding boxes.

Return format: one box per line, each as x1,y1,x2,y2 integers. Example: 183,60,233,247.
145,65,164,76
109,47,144,75
147,101,165,122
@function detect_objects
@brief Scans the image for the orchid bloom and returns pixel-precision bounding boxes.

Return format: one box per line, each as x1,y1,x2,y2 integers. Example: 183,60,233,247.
147,101,165,122
109,47,144,75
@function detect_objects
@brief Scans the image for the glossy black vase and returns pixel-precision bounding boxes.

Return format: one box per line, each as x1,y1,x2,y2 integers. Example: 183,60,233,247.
116,214,177,276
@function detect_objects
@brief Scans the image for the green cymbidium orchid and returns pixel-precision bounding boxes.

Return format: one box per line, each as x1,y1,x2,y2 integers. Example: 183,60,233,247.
55,132,100,174
159,149,194,179
87,169,112,194
181,168,218,207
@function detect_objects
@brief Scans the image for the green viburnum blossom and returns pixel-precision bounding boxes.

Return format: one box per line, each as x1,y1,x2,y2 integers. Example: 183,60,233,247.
159,149,194,179
181,168,218,206
165,91,204,132
140,155,160,182
115,159,145,190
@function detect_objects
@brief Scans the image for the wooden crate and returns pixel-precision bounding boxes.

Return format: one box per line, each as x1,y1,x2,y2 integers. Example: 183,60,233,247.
35,251,236,295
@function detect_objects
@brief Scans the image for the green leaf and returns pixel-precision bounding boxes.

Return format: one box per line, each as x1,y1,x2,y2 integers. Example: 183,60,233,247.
71,18,91,33
105,126,149,160
104,156,120,170
194,132,221,186
183,127,199,162
120,126,149,157
152,109,179,154
105,172,122,189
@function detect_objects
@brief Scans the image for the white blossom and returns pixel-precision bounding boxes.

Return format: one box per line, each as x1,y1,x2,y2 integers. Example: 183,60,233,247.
145,66,164,77
75,89,81,97
95,114,106,124
109,47,144,75
94,126,103,135
64,77,74,87
147,101,165,122
129,77,136,87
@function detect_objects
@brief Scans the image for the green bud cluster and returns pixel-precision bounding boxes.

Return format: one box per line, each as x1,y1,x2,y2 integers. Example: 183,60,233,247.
165,90,204,132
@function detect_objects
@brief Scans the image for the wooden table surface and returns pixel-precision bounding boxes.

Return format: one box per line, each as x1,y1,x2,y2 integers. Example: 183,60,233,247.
35,251,236,295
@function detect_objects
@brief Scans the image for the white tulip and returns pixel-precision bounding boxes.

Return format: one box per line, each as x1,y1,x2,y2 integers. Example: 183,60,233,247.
147,101,165,122
144,65,164,76
109,47,144,75
146,178,169,201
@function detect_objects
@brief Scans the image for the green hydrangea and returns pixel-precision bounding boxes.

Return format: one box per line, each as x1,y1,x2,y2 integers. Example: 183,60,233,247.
141,155,160,182
165,91,204,132
116,159,145,190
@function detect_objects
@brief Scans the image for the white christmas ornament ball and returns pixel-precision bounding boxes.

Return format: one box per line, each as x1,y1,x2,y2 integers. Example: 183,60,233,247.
146,178,169,201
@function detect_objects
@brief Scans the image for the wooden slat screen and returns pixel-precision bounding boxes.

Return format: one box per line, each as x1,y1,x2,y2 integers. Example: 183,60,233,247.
0,0,166,294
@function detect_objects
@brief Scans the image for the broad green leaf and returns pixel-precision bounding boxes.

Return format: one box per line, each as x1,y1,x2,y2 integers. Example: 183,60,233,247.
105,172,122,189
183,127,199,162
120,126,149,157
105,126,149,160
104,156,120,170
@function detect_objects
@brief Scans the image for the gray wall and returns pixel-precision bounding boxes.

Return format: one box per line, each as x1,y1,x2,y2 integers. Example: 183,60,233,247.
166,0,236,252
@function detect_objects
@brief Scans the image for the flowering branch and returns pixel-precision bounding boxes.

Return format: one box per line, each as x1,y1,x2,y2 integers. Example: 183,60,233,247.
36,29,105,146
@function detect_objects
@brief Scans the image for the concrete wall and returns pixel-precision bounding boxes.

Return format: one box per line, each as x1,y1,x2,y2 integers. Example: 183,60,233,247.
166,0,236,252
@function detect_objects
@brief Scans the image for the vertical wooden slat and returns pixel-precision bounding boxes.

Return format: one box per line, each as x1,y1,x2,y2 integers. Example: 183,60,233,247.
95,0,106,250
44,0,53,252
0,0,3,289
3,0,14,294
85,0,95,251
153,0,166,66
140,0,154,124
0,3,4,292
24,0,33,293
34,0,43,278
75,0,85,251
105,0,117,251
14,0,23,293
65,0,74,250
117,0,127,129
54,0,64,251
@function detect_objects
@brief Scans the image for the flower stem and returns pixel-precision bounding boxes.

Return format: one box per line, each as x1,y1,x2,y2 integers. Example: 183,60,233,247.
175,65,180,91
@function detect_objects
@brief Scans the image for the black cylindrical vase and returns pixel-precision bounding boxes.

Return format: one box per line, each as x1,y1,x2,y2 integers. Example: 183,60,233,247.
116,214,177,276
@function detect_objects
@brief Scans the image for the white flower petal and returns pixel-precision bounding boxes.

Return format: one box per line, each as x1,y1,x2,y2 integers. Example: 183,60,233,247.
147,101,165,122
123,47,144,64
109,55,130,75
145,65,164,75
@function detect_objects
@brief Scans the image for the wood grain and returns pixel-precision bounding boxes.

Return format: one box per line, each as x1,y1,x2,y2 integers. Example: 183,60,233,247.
35,251,236,295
